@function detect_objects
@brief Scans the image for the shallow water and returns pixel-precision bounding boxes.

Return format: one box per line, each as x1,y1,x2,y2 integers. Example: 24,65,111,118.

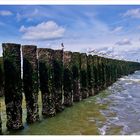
1,71,140,135
98,71,140,135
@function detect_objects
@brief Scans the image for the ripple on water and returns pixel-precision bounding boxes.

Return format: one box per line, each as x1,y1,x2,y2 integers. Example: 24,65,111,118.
98,71,140,135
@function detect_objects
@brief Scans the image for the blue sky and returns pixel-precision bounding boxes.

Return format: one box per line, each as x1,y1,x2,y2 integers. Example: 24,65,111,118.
0,5,140,61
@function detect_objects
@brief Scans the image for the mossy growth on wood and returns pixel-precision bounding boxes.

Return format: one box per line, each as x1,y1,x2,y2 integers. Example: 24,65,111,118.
53,50,64,112
93,55,99,94
87,55,94,96
80,53,88,99
38,48,56,117
0,111,1,134
111,60,117,83
22,45,39,123
71,52,81,102
98,56,106,90
105,58,111,86
96,56,103,90
0,57,4,97
100,57,107,88
0,57,3,133
2,43,23,130
63,51,73,106
103,58,107,87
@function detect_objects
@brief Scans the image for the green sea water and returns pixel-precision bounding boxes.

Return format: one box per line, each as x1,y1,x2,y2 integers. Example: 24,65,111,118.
0,90,110,135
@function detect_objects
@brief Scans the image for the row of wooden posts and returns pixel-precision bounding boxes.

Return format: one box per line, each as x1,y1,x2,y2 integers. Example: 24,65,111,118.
0,43,140,133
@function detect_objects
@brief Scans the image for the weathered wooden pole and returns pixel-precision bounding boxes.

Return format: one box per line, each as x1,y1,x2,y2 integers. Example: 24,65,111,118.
0,59,3,134
2,43,23,130
0,103,2,134
105,58,108,87
117,60,123,79
99,57,106,90
97,56,101,90
105,58,111,86
0,117,1,134
71,52,81,102
80,53,88,98
53,50,64,112
63,51,73,106
0,57,4,97
111,60,117,83
87,55,94,96
110,59,114,84
38,48,56,117
22,45,39,123
101,57,107,89
113,60,117,82
93,55,99,94
97,56,103,91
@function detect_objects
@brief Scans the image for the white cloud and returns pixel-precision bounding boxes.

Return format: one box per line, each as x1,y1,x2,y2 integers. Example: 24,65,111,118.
16,8,39,22
123,8,140,18
115,38,132,46
0,10,13,16
20,21,65,40
112,26,123,33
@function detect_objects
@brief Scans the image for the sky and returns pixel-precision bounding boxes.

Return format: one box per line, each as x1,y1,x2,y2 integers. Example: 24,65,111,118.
0,5,140,62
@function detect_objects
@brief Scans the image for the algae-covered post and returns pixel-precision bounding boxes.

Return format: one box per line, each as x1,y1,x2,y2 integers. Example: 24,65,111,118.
38,48,56,117
105,58,111,87
63,51,73,106
96,56,103,91
0,108,1,134
71,52,81,102
80,53,88,98
0,99,1,135
22,45,39,123
92,55,99,94
2,43,23,130
53,50,64,112
102,57,107,89
111,59,117,83
87,55,94,96
0,58,3,133
101,57,106,89
98,57,105,90
0,57,4,97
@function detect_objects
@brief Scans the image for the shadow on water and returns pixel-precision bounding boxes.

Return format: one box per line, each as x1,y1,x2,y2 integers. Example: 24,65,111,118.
1,71,140,135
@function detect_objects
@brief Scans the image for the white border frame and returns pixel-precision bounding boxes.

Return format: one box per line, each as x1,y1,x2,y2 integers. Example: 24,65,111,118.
0,0,140,5
1,136,140,139
1,1,140,139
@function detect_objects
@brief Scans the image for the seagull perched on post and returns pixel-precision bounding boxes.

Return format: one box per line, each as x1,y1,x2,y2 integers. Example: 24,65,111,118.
61,43,64,51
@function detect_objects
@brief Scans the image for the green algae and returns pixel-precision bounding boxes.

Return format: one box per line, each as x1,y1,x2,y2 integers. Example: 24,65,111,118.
0,90,110,135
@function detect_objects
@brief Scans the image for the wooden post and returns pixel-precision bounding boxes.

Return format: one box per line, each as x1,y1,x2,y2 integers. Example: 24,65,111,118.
63,51,73,106
0,103,2,134
2,43,23,130
22,45,39,123
38,48,56,117
0,57,4,97
53,50,64,112
0,58,3,133
80,53,88,98
87,55,94,96
93,55,99,94
72,52,81,102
